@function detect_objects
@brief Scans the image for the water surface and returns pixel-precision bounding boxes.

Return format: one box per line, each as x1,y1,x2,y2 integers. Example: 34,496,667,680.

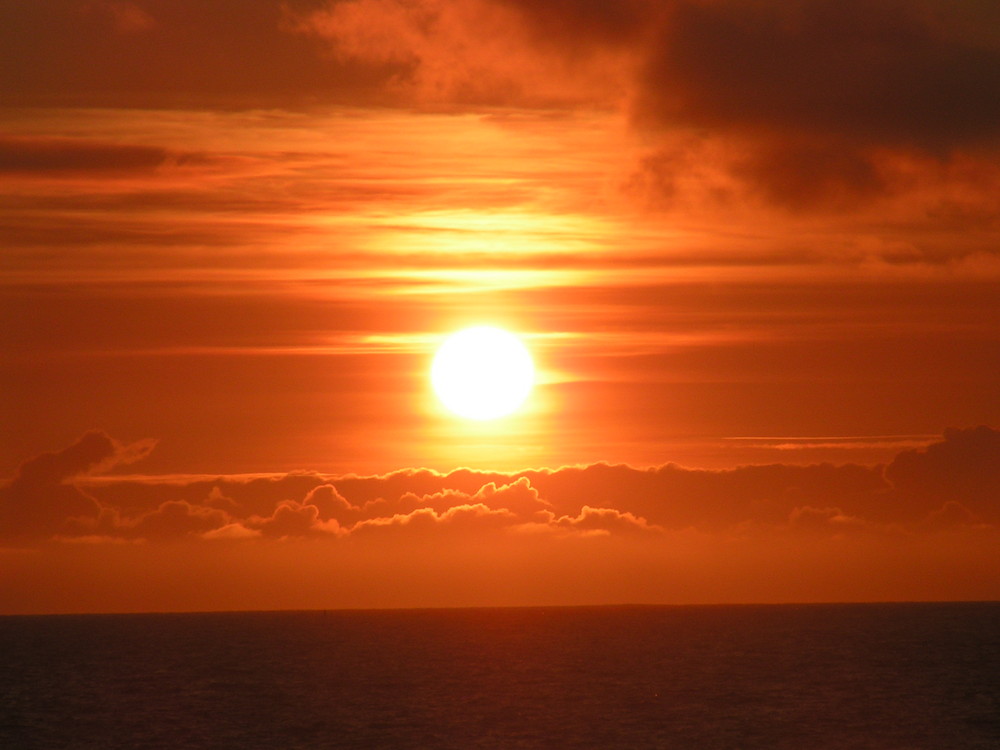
2,602,998,748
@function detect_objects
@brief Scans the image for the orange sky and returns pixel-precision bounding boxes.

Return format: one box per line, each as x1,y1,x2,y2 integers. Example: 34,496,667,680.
2,0,999,613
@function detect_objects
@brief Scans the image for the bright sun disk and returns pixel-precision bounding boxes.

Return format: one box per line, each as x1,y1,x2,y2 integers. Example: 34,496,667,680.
431,326,534,420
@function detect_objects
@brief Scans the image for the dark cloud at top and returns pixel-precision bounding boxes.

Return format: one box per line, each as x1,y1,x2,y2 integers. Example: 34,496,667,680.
288,0,1000,209
638,0,1000,149
499,0,652,47
0,0,396,107
620,0,1000,211
5,0,999,181
5,0,999,136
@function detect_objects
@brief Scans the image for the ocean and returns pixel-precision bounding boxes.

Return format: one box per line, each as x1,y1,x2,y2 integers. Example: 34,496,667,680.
2,602,998,748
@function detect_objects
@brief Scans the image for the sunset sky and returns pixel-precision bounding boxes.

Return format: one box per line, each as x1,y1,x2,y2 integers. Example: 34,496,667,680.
2,0,999,613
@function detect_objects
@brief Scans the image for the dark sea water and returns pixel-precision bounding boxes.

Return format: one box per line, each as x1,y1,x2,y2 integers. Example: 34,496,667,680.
2,602,998,749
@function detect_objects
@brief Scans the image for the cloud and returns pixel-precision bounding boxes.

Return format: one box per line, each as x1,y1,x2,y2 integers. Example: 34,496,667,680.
918,500,981,530
14,431,118,486
347,479,563,538
128,500,230,540
294,0,1000,145
350,502,521,537
4,0,996,217
637,1,1000,148
550,505,661,537
398,476,549,518
201,522,261,541
787,505,865,532
0,136,214,179
884,425,1000,523
249,499,342,539
5,429,1000,611
0,0,390,107
499,0,650,47
0,431,155,539
630,0,1000,211
290,0,630,106
518,460,889,530
82,1,156,34
302,484,359,523
8,427,1000,544
294,0,1000,212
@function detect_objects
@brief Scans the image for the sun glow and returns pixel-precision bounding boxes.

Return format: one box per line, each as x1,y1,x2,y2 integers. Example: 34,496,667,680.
431,326,535,420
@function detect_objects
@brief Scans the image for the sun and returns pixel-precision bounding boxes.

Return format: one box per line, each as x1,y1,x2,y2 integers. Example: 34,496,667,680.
431,326,535,420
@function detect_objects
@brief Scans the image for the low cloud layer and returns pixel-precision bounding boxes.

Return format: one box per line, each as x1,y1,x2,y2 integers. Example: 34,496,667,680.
3,428,998,613
0,431,155,539
3,426,997,545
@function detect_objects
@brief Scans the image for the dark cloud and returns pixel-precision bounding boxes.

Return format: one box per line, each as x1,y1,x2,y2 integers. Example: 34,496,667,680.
80,1,157,34
918,500,980,530
638,0,1000,149
520,461,889,530
77,473,328,519
500,0,651,47
631,0,1000,211
128,500,230,540
8,427,998,544
13,431,118,487
0,431,155,539
398,477,549,518
302,484,359,523
0,0,393,107
885,425,1000,522
0,0,635,108
730,137,889,210
350,503,521,537
0,137,207,176
551,505,661,536
249,499,341,538
787,505,865,532
5,0,997,212
5,0,998,136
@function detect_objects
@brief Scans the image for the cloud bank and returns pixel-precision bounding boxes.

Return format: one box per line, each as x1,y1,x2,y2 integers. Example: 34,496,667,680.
3,426,997,545
2,428,998,613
